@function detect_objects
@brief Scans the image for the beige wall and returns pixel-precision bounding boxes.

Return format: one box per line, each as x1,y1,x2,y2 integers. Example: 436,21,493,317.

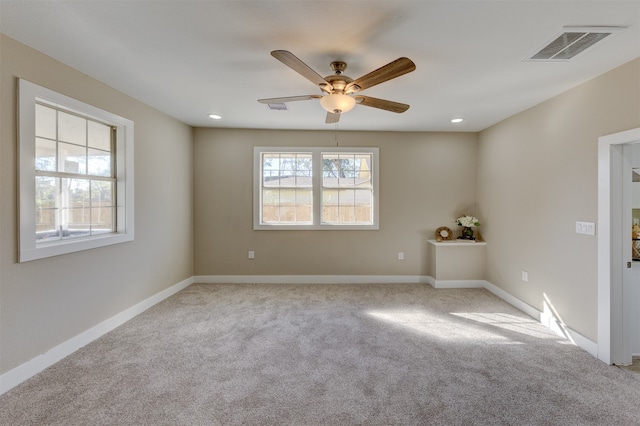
0,35,194,374
193,129,478,276
477,58,640,341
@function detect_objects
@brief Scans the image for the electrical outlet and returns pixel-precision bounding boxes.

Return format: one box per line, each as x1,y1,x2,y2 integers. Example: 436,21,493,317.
248,250,255,259
522,271,528,282
398,252,405,260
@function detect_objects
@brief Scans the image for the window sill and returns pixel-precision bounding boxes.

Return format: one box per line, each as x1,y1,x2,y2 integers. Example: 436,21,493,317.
20,232,134,262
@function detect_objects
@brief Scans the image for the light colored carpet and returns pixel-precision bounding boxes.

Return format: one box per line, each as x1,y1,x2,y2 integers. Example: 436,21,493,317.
1,283,639,425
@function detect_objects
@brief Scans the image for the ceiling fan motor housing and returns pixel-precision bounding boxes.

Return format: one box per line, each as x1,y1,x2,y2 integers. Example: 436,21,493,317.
323,74,353,94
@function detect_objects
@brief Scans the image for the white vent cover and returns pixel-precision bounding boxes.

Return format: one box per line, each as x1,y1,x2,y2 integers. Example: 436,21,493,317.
267,103,288,111
526,26,625,61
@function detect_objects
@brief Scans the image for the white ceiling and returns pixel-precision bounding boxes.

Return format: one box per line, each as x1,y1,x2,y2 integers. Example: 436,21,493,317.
1,1,639,132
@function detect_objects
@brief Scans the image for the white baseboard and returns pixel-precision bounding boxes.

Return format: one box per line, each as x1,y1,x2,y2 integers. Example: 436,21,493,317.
194,275,431,284
427,277,486,289
539,306,599,358
0,276,194,396
482,280,541,320
482,281,597,357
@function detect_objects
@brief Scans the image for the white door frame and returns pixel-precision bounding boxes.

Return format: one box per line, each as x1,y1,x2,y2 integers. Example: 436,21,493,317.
598,127,640,364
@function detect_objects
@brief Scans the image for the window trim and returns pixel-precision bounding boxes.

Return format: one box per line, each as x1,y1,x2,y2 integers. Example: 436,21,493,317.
18,79,134,262
253,147,379,230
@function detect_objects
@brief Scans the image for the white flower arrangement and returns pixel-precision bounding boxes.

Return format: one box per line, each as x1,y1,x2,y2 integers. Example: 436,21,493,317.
456,215,480,227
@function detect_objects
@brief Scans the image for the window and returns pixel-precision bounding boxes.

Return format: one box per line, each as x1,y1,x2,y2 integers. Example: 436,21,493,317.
18,79,134,262
254,147,379,230
261,152,314,225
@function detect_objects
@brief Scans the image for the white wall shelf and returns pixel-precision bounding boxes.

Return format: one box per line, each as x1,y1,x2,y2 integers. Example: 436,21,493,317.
428,240,487,247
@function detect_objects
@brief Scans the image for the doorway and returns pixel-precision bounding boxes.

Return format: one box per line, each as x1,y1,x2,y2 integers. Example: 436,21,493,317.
598,127,640,365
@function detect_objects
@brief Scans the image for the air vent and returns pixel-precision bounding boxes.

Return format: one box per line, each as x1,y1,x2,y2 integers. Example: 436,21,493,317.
267,103,288,111
526,26,625,61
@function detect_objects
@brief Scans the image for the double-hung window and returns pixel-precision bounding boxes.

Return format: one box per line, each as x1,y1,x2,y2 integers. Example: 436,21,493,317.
18,79,134,262
254,147,379,230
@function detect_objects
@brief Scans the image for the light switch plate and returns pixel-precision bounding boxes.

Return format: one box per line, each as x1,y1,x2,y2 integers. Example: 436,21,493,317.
576,221,596,236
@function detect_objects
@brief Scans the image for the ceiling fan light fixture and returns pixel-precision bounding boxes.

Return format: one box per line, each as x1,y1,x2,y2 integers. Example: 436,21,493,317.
320,93,356,114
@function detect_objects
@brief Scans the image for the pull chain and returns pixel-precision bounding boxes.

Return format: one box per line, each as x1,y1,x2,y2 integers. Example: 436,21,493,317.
334,122,339,147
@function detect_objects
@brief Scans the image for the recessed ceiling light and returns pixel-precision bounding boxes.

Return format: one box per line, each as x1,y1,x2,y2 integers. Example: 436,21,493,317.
208,114,222,120
451,118,464,123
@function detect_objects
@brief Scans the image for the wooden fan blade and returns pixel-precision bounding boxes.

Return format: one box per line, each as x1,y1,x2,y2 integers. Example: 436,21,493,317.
346,57,415,93
355,96,410,113
258,95,321,104
325,112,340,124
271,50,333,91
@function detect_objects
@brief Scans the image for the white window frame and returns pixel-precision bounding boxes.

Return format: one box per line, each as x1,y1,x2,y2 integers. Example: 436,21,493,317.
253,147,379,230
18,79,134,262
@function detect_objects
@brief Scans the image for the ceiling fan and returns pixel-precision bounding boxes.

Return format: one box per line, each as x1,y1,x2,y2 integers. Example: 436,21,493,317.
258,50,416,124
